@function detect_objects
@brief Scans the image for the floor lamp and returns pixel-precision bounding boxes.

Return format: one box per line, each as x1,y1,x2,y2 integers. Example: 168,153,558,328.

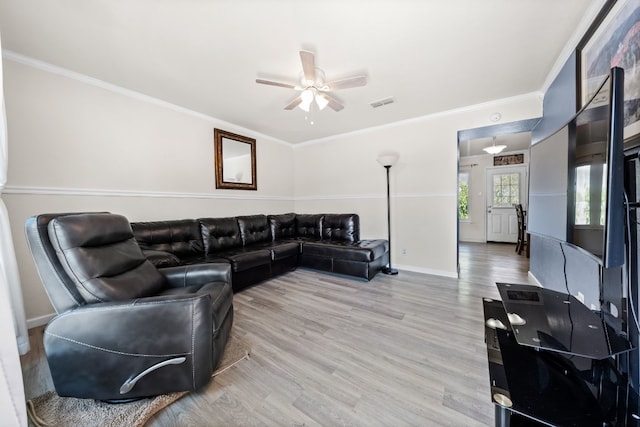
377,154,399,275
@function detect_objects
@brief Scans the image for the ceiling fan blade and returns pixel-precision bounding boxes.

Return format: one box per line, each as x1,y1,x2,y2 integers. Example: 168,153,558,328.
300,51,316,84
324,94,344,112
256,78,297,89
326,75,367,91
284,96,303,110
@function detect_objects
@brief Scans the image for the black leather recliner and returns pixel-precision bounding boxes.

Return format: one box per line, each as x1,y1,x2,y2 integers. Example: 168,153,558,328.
25,212,234,401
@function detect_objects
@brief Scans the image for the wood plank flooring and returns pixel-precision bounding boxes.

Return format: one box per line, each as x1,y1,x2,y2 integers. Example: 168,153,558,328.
21,242,530,426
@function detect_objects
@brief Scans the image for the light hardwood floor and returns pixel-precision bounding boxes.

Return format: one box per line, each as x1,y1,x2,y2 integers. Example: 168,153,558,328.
21,242,530,426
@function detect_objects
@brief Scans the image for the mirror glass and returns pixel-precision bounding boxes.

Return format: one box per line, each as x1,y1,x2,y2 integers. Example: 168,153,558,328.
222,138,252,184
214,129,257,190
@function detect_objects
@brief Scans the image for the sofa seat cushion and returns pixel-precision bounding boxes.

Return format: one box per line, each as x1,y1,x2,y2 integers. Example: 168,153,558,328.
216,248,272,272
180,255,230,266
302,240,388,262
158,281,232,332
354,239,389,260
251,241,300,261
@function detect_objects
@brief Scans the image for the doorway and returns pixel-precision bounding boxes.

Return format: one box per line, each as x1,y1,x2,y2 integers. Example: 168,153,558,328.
486,165,527,243
457,117,540,275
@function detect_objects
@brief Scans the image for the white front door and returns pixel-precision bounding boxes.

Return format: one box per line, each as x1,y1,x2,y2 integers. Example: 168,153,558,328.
486,166,526,243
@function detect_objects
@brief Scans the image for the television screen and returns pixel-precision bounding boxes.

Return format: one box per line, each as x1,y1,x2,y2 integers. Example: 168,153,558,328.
568,67,625,268
529,68,625,268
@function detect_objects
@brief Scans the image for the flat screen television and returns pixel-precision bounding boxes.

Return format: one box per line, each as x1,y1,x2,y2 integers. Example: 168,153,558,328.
567,67,625,269
529,67,625,268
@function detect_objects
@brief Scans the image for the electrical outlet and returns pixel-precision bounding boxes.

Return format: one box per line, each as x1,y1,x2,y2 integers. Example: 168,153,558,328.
401,248,407,255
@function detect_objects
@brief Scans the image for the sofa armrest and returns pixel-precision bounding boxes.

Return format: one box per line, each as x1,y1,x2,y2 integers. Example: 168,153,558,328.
159,263,232,289
44,295,213,400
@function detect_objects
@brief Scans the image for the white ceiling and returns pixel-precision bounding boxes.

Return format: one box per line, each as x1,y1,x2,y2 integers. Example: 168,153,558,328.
0,0,600,144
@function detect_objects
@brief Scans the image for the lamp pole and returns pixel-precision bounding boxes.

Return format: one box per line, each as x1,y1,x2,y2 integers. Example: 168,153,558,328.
382,163,398,275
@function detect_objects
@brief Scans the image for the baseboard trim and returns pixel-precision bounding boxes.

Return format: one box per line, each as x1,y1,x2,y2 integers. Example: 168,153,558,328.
27,313,55,329
393,263,458,279
528,270,542,287
459,238,486,243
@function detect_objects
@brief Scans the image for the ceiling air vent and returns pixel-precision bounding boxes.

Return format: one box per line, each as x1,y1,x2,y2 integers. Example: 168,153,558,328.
370,97,395,108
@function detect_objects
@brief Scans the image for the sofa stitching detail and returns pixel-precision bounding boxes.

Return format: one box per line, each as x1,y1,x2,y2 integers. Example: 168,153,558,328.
191,301,196,387
45,331,190,358
52,296,205,319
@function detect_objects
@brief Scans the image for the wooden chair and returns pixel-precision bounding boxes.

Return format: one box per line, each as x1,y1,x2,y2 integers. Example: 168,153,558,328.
514,204,527,255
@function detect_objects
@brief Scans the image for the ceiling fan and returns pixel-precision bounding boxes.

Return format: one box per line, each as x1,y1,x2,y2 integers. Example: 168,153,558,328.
256,50,367,112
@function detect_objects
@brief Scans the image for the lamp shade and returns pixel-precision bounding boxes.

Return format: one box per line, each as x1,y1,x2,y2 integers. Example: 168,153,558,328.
377,154,399,167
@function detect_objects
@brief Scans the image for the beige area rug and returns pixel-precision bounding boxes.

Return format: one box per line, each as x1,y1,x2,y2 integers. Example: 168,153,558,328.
26,334,250,427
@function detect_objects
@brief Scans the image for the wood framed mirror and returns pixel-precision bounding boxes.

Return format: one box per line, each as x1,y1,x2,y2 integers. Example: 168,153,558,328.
214,128,257,190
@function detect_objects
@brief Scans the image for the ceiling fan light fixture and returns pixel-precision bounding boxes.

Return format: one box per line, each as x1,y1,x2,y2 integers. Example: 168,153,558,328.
299,100,312,112
298,89,314,112
257,50,363,113
316,93,329,110
300,89,314,103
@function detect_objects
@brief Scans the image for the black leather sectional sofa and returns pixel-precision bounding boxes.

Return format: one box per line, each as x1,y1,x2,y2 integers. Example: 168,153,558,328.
24,212,386,400
131,213,389,291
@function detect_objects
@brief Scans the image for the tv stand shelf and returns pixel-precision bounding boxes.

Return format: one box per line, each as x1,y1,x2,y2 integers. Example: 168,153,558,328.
496,283,633,359
483,283,638,427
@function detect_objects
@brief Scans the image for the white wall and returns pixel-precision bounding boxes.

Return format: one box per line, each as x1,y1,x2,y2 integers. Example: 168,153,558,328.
3,55,543,325
3,58,294,325
294,97,541,277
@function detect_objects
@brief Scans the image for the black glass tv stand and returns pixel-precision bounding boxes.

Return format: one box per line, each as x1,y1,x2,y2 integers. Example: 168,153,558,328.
483,283,638,426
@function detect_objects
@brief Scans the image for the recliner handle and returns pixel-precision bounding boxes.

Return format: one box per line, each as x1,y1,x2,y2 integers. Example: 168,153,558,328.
119,357,186,394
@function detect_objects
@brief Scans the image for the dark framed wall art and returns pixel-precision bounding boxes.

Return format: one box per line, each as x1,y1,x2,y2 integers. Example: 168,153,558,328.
579,0,640,140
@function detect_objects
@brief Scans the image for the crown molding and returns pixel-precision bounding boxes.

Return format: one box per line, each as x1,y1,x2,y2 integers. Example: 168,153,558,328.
1,50,292,148
295,91,543,148
3,50,546,150
539,0,607,94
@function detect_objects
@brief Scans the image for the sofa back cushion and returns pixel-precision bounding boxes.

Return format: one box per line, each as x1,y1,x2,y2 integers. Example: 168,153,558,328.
131,219,204,259
237,215,271,246
48,213,166,303
296,214,324,239
268,213,297,241
199,217,242,254
321,214,360,242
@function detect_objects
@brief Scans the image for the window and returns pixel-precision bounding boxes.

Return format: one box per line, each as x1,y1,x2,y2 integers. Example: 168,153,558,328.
492,173,520,207
458,171,470,220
